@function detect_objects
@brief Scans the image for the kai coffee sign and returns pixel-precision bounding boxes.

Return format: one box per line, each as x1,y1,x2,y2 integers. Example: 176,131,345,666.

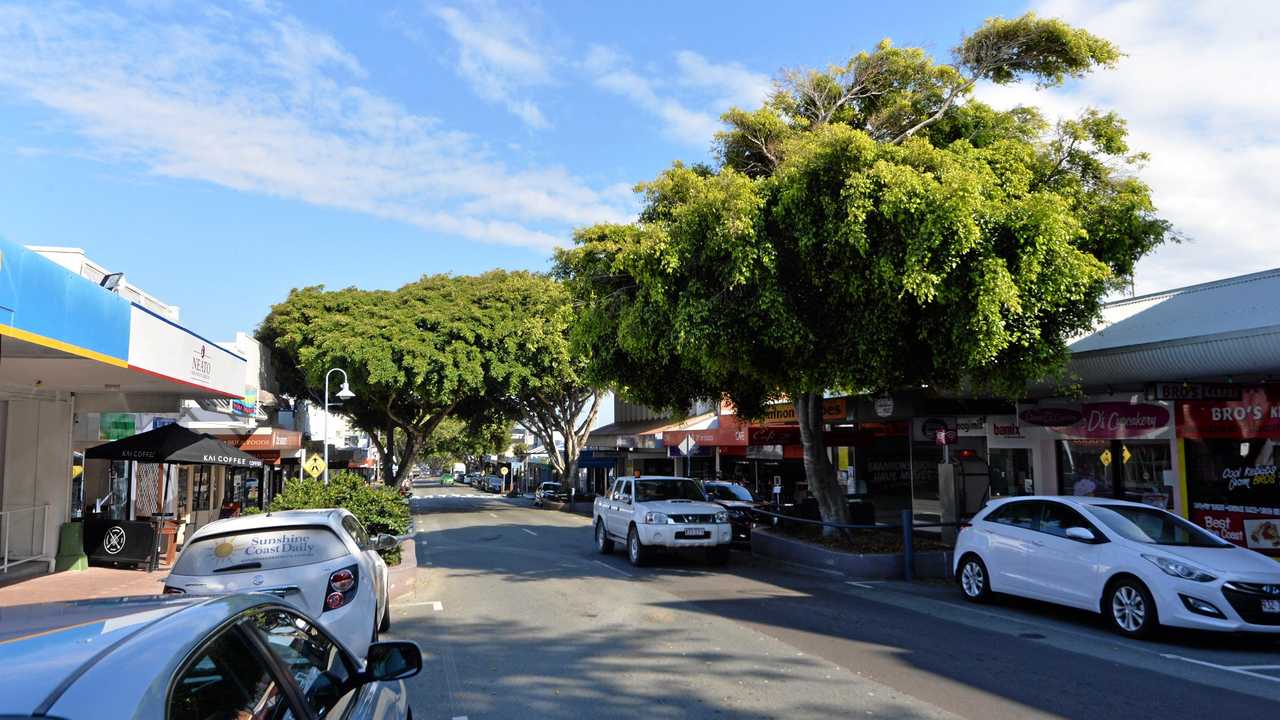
127,306,245,397
1019,402,1171,439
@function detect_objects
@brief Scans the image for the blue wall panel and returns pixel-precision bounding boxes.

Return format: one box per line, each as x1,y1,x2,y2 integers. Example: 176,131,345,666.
0,237,130,361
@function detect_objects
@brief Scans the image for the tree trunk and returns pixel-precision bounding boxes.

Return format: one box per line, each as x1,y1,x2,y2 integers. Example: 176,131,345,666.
391,433,416,485
383,423,396,486
795,392,850,537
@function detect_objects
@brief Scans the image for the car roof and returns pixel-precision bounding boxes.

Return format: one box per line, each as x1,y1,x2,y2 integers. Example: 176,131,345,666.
187,508,345,541
984,495,1158,510
632,475,693,481
0,595,233,715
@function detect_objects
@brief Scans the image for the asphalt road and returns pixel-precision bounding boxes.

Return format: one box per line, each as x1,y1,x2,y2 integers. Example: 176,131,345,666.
387,482,1280,720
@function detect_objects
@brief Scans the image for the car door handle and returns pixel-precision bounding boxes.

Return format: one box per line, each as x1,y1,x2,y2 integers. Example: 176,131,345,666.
1029,539,1045,547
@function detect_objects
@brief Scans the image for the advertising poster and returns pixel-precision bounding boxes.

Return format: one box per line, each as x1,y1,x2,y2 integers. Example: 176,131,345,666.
1180,386,1280,556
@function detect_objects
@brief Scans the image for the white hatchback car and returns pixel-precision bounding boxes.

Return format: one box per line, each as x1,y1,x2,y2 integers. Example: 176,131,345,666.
954,496,1280,637
165,509,396,660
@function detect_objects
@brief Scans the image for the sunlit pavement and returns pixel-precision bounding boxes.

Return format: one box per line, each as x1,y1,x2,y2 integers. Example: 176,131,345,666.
385,484,1280,719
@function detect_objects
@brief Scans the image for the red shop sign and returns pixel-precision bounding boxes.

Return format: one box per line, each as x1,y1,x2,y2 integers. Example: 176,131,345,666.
1179,386,1280,439
1021,403,1169,439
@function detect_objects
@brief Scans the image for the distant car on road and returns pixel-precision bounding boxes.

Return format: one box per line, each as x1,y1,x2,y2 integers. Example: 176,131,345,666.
164,508,397,660
534,481,566,506
482,475,503,493
702,481,762,544
955,496,1280,637
0,594,422,719
594,476,732,566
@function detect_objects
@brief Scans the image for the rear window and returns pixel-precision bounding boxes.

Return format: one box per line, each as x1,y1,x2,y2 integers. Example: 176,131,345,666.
173,526,349,575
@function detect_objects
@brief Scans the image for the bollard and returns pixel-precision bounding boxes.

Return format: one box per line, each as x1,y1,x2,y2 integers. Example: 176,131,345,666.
901,509,914,582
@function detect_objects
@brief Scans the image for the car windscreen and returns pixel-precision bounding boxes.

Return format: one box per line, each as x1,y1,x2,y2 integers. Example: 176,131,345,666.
705,484,753,502
635,479,706,502
541,483,561,491
1089,505,1232,547
172,526,350,575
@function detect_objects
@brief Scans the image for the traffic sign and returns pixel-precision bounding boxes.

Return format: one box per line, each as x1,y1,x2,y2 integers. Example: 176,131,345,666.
500,466,509,476
304,454,326,478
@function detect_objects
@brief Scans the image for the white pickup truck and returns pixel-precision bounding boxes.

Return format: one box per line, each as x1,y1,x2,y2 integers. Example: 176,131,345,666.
594,475,733,566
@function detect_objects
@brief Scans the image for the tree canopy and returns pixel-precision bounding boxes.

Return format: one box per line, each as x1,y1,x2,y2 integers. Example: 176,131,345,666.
258,271,551,483
555,13,1172,526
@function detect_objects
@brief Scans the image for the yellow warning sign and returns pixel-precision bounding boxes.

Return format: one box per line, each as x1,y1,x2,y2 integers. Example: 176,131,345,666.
1122,446,1132,464
304,454,326,478
1100,449,1112,467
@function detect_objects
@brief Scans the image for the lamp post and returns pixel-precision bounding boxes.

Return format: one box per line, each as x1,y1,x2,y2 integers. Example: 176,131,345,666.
323,368,356,486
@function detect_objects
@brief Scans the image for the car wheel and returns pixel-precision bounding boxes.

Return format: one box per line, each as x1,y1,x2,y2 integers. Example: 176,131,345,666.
1105,578,1158,638
706,545,730,565
627,525,649,567
595,520,614,554
958,554,992,603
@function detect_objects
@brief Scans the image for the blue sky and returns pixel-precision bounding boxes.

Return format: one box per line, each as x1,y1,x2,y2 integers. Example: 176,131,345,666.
0,1,1275,340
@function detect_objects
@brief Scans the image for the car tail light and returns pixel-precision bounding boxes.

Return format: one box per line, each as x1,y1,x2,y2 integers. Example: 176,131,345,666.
163,585,185,595
323,564,359,613
329,568,355,592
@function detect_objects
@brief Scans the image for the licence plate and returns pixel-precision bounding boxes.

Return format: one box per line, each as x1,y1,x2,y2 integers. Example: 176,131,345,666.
682,528,709,538
1262,599,1280,614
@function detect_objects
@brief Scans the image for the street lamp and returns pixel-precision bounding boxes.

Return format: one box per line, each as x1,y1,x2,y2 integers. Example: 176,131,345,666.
324,368,355,485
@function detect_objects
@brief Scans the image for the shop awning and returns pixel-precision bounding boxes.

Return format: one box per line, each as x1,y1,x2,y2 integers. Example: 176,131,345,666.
86,423,263,468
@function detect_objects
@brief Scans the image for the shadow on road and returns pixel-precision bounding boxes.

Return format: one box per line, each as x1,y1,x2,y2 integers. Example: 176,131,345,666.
394,613,944,720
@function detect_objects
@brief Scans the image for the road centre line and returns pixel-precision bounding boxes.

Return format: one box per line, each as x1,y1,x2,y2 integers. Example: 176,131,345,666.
488,512,498,518
845,581,879,589
1160,654,1280,683
521,528,538,536
592,560,634,578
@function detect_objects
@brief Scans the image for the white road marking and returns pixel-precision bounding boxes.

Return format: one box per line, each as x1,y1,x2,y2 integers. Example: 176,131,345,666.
452,716,469,720
488,512,499,518
845,581,879,589
592,559,634,577
400,600,444,611
1161,654,1280,683
395,591,415,602
521,528,538,536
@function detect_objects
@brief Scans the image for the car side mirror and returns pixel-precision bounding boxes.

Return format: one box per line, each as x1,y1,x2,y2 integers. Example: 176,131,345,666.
1065,526,1096,542
363,641,422,681
374,534,398,551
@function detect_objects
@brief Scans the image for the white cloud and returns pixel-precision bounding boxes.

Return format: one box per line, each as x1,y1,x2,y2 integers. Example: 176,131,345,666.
584,45,770,148
977,0,1280,294
430,3,552,129
0,2,632,251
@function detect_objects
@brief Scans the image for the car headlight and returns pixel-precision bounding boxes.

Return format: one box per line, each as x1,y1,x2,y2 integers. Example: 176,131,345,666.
644,511,671,524
1142,554,1216,582
715,511,729,524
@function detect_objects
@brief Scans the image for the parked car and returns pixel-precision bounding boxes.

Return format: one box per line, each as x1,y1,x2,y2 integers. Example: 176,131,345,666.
0,594,421,719
484,475,503,493
954,496,1280,637
534,481,565,506
594,475,732,566
702,481,761,543
164,508,397,660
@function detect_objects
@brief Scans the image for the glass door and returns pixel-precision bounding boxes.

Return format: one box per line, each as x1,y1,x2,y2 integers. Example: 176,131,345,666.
988,448,1033,497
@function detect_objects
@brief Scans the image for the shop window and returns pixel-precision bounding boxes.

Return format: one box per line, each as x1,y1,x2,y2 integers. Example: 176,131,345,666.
70,452,85,520
193,466,212,512
1057,439,1171,504
1057,440,1114,497
988,449,1033,497
1185,439,1280,554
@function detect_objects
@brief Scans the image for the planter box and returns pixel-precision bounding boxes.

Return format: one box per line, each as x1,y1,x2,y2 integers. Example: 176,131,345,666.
750,528,953,580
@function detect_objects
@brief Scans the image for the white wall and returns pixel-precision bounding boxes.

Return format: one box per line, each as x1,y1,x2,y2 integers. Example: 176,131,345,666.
2,398,72,565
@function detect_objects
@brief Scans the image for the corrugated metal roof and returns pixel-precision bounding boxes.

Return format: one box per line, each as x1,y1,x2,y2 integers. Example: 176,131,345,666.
1060,267,1280,388
1070,267,1280,353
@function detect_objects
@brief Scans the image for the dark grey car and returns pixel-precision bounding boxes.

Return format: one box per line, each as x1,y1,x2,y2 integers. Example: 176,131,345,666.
0,594,421,719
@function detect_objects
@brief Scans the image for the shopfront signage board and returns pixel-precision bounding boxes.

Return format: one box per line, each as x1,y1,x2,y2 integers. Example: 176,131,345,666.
874,396,894,418
1149,382,1242,402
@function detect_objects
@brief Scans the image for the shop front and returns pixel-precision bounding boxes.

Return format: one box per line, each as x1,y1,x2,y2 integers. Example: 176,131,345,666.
1178,386,1280,557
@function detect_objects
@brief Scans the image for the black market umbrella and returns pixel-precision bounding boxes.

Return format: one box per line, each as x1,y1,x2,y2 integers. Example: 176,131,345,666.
86,423,263,468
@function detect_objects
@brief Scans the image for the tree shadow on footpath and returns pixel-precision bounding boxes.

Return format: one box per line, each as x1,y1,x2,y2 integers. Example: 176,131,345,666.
643,590,1279,719
392,613,949,720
